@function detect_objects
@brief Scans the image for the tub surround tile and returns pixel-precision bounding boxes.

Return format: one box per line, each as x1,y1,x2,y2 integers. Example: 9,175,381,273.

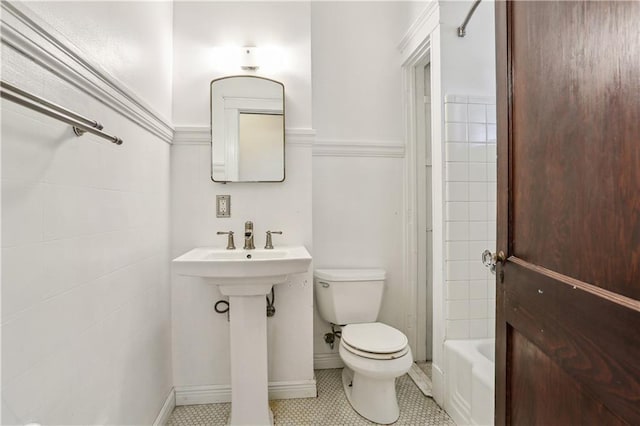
468,222,488,242
444,94,469,104
487,124,497,142
446,182,469,202
468,143,488,163
469,319,488,338
469,201,489,221
446,241,469,261
468,163,488,182
487,143,497,161
446,261,470,281
486,105,497,124
467,96,495,105
446,300,469,320
446,162,469,182
469,280,488,300
445,123,467,142
445,320,470,339
446,202,469,222
446,281,470,300
445,143,469,162
467,104,487,123
444,95,497,340
445,103,468,123
446,222,470,242
468,182,488,202
469,300,488,319
468,261,489,280
467,124,487,143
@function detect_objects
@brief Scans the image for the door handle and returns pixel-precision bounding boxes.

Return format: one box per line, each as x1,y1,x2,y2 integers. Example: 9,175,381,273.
482,250,506,274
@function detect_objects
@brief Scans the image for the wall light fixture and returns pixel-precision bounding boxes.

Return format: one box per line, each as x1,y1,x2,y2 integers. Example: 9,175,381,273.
240,47,259,71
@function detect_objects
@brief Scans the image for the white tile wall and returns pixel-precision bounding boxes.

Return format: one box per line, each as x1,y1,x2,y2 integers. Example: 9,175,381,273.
1,71,172,424
443,95,497,340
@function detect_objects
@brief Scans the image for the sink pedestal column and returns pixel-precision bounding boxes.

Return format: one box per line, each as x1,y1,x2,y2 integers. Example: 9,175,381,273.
227,293,273,425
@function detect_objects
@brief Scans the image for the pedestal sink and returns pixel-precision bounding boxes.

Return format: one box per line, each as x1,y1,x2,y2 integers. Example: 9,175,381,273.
172,246,312,425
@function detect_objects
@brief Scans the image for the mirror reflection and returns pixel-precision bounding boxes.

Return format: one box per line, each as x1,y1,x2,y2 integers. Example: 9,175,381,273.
210,76,285,182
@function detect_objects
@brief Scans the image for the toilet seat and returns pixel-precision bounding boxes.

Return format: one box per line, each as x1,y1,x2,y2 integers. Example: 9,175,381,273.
341,322,409,360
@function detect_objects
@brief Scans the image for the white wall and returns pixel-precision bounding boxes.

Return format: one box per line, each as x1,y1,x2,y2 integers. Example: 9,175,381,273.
312,2,406,141
25,1,174,121
439,0,496,97
1,2,173,424
311,2,409,362
172,2,312,129
171,1,315,395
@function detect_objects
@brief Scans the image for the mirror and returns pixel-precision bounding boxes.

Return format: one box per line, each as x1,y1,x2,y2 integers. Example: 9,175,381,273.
210,76,285,182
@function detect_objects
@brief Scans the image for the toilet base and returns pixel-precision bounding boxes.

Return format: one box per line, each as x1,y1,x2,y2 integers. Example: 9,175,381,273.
341,367,400,425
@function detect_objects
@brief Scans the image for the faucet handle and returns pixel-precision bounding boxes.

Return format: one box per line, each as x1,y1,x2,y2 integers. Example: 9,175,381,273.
264,231,282,249
217,231,236,250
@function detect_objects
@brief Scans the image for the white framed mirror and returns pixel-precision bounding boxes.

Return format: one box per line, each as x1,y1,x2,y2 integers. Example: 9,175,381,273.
210,76,285,182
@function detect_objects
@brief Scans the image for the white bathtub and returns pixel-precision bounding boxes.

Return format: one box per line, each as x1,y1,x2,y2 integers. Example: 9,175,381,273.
444,339,495,426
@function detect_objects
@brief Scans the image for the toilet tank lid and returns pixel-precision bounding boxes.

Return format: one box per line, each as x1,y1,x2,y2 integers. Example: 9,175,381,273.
314,268,386,281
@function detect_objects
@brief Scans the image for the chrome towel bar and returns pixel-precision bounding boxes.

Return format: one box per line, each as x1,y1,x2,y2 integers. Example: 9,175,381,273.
0,80,123,145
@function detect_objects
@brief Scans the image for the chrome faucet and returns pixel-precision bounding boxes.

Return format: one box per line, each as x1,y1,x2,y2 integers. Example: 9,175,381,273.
244,221,255,250
264,231,283,249
216,230,236,250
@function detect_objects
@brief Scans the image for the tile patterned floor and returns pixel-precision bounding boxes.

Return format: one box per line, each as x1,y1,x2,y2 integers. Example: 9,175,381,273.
416,361,433,380
167,368,454,425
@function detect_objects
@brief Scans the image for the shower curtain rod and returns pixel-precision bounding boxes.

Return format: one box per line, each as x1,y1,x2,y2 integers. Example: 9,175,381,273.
0,80,123,145
457,0,482,37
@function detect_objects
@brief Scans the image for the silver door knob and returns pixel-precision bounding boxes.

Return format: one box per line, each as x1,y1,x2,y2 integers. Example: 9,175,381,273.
482,250,506,274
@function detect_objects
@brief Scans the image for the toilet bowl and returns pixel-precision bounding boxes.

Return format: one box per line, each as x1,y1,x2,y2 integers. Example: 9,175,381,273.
313,269,414,424
339,322,413,424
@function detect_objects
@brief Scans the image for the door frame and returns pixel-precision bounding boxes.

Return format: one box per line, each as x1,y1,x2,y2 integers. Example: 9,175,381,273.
400,1,445,403
415,60,433,362
494,2,509,423
404,44,432,364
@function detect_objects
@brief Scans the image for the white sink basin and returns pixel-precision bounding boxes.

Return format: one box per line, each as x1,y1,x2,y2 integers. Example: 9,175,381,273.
172,244,312,425
172,245,312,294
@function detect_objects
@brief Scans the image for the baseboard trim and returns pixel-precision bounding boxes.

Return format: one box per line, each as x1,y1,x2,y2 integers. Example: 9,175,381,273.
408,363,433,397
153,388,175,426
432,362,445,406
313,353,344,370
174,379,317,406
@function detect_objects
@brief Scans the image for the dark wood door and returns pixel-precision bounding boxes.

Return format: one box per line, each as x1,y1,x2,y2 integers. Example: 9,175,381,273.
495,1,640,425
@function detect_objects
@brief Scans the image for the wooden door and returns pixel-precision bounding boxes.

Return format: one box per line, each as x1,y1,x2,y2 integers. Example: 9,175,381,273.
495,1,640,425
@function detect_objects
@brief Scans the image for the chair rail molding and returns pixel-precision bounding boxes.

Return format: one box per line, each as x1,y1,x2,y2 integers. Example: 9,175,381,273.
0,0,174,144
313,139,405,158
173,126,316,147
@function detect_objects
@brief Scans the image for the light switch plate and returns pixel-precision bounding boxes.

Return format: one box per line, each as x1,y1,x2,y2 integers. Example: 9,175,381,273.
216,195,230,218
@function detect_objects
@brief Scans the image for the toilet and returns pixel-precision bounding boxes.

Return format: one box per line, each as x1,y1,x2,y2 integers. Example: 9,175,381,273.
314,269,413,424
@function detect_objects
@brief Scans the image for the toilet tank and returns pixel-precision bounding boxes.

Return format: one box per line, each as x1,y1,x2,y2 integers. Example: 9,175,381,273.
314,269,386,325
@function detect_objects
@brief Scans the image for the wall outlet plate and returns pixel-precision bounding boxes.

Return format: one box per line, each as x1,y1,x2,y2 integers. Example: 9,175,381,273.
216,195,230,218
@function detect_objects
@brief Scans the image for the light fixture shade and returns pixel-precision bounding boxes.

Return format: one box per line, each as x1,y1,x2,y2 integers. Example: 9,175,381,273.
240,47,259,71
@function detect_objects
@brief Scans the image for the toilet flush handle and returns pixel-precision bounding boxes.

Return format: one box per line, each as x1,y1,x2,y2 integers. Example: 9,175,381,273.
319,281,330,288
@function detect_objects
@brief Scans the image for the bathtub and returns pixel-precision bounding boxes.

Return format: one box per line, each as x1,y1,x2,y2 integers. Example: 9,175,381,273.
444,339,495,426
